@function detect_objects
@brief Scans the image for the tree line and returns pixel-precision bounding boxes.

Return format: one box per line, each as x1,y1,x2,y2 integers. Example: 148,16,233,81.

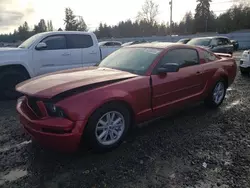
0,7,87,43
95,0,250,38
0,0,250,43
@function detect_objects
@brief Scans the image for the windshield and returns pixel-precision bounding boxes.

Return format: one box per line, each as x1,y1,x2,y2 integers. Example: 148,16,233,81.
187,38,212,46
18,33,44,49
98,47,163,75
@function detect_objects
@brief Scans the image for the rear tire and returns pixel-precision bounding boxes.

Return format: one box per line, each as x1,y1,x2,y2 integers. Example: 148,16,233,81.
204,79,226,108
83,102,131,152
0,69,29,100
240,69,249,76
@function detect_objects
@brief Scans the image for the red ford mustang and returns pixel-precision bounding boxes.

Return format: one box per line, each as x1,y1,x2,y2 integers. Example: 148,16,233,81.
16,43,237,152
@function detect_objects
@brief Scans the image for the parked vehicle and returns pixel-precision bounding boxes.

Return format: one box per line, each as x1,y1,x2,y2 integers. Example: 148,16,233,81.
187,36,234,55
121,40,148,47
0,31,120,99
231,40,239,51
16,42,237,152
239,50,250,75
177,38,191,44
98,41,122,47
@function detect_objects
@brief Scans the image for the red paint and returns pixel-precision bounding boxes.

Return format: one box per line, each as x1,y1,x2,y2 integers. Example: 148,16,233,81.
16,43,237,152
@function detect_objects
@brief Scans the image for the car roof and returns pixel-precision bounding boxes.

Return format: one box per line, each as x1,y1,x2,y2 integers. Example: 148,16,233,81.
179,38,191,41
99,41,121,43
192,36,229,40
125,42,191,49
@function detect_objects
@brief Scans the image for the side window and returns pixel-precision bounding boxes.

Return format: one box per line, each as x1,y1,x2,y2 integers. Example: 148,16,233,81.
113,42,121,46
41,35,66,50
217,38,224,46
203,50,219,62
210,39,219,46
103,42,112,46
159,49,199,68
223,38,230,45
67,34,93,49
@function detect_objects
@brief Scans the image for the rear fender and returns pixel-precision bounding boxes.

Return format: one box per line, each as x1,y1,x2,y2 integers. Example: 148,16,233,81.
205,68,228,94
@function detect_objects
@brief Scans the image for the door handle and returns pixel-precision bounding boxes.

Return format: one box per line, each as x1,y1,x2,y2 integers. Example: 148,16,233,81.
62,52,70,56
90,51,97,54
196,71,202,75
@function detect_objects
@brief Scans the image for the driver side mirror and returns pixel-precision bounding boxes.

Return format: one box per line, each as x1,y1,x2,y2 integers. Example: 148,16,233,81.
35,42,47,50
157,63,180,74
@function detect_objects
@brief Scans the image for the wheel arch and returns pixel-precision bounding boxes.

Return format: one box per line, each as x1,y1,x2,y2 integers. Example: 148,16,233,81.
212,68,229,88
0,64,31,78
88,99,136,128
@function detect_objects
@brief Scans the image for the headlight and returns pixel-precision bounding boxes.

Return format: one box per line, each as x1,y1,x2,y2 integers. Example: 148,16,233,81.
44,103,66,118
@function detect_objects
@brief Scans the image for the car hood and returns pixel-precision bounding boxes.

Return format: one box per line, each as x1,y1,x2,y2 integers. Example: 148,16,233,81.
16,67,138,99
0,47,20,51
0,48,28,61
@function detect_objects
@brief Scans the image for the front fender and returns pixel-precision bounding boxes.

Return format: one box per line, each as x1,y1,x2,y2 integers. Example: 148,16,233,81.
0,61,33,77
0,50,34,77
57,88,135,121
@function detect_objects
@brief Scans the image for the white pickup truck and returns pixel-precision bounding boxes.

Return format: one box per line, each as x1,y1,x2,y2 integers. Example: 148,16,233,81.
0,31,120,99
239,50,250,75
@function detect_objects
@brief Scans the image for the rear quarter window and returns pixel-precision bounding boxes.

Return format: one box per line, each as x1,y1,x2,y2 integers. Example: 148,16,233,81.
201,50,220,63
66,34,94,49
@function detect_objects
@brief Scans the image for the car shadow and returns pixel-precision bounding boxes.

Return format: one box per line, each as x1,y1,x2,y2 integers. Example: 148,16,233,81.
19,101,224,187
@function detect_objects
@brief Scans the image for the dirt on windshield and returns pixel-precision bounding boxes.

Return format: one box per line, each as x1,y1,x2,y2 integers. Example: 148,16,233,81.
0,58,250,188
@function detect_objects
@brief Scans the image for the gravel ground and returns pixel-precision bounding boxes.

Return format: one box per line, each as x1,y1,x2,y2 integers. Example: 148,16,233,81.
0,58,250,188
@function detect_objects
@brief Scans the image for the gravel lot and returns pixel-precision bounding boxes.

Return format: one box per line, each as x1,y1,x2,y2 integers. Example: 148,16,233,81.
1,55,250,188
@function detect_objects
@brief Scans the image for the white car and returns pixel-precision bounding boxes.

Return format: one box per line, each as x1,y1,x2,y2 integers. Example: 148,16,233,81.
98,41,122,47
239,50,250,75
0,31,120,99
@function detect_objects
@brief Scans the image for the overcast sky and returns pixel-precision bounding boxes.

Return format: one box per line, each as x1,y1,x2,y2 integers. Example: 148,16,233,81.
0,0,234,34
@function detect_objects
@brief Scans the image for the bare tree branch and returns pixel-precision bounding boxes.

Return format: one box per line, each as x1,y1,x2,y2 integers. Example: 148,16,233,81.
137,0,159,24
234,0,250,5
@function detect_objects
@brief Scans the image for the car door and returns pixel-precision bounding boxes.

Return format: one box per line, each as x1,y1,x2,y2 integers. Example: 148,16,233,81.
151,48,205,116
33,35,72,76
66,34,99,67
223,38,234,54
211,38,228,53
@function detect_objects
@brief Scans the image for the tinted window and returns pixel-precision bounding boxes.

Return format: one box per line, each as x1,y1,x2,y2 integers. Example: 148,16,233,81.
159,49,199,68
217,38,224,45
104,42,113,46
112,42,122,46
41,35,66,50
103,42,121,46
187,38,212,46
67,34,93,49
221,38,230,45
215,38,230,46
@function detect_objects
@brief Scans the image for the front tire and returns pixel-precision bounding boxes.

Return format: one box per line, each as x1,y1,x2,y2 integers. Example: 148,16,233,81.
240,68,249,76
84,102,131,152
205,79,226,108
0,69,29,100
